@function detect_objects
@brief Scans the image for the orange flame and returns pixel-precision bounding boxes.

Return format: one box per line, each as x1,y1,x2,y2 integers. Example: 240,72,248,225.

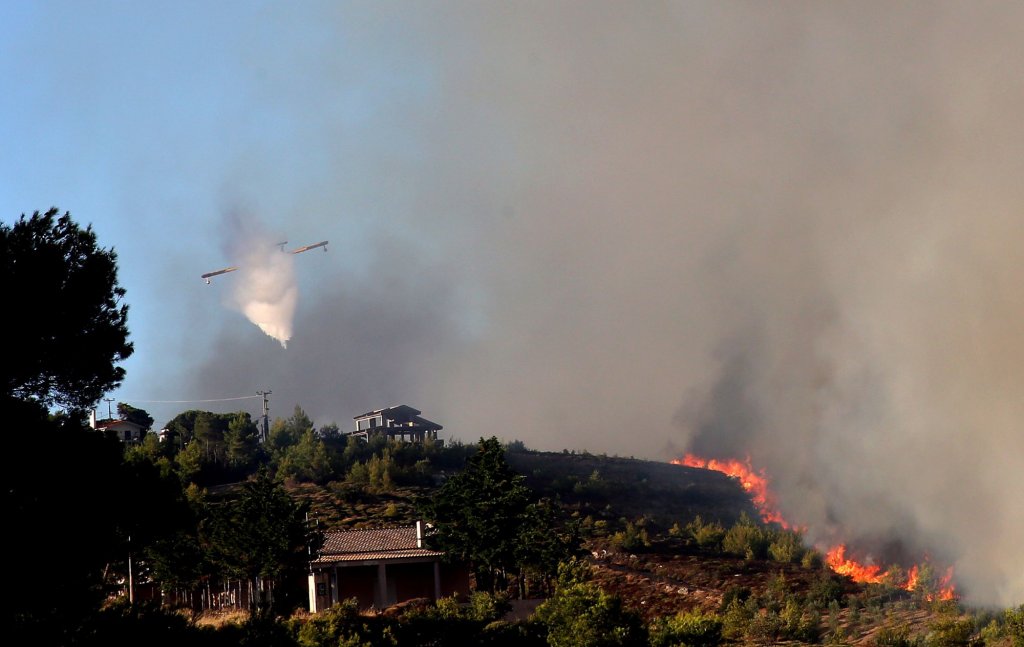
675,453,957,600
826,544,885,584
671,453,794,529
905,564,956,601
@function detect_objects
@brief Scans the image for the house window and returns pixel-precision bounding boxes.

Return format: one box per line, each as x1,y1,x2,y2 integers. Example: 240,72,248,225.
124,430,132,441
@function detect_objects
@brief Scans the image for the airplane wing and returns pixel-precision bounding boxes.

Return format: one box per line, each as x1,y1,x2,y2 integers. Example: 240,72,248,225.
201,240,327,284
289,240,329,254
200,266,238,284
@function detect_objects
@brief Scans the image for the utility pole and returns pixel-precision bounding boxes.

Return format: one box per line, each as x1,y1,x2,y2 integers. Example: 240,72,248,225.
127,534,134,604
104,397,115,419
257,390,272,443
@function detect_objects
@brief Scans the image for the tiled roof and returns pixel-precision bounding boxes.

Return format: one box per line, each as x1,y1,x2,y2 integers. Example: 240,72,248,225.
353,405,422,419
314,525,442,565
93,419,145,430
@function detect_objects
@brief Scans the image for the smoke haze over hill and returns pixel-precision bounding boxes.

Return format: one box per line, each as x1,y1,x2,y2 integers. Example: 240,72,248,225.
158,3,1024,606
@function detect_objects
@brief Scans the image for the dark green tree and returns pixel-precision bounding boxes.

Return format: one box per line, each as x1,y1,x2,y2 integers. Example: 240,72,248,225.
0,210,137,642
535,560,646,647
117,402,154,430
421,437,535,592
202,469,322,615
172,410,250,485
267,404,314,452
1,208,132,411
515,498,584,597
193,411,228,463
165,409,203,445
225,411,262,472
277,429,331,483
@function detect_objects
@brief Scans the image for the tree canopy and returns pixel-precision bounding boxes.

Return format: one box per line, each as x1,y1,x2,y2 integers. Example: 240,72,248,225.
202,469,322,613
1,208,132,412
117,402,154,429
422,436,579,593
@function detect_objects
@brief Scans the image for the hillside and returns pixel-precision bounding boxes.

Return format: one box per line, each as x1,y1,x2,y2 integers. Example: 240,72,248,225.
286,447,1003,646
287,449,758,531
506,450,758,528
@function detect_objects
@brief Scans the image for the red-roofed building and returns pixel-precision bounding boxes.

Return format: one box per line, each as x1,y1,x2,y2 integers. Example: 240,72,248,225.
89,409,147,444
308,521,469,612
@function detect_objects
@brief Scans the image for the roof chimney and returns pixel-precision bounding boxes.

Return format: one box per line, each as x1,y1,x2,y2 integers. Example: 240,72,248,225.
89,408,96,429
415,520,424,548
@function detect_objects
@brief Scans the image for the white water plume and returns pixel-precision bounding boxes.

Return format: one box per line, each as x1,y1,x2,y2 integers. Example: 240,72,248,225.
226,228,298,348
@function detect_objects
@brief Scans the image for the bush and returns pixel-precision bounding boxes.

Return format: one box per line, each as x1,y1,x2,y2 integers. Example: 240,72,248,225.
806,571,845,609
535,564,646,647
767,530,805,564
721,599,756,641
649,610,724,647
468,591,511,623
478,619,548,647
686,516,726,551
610,521,651,553
925,616,977,647
795,606,822,643
875,622,918,647
719,586,752,613
722,516,768,559
293,598,363,647
746,610,787,645
802,549,824,569
1006,605,1024,647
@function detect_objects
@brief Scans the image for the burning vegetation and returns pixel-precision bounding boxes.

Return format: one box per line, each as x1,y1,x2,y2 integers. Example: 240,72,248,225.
673,453,957,601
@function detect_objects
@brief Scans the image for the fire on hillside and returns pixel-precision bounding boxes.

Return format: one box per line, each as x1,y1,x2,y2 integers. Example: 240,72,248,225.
672,453,956,601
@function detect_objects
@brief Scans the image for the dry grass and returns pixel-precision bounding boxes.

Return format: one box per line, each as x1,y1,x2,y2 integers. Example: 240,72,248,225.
193,608,249,628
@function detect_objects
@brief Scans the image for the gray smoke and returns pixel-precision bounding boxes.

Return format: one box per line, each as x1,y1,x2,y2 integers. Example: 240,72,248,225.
173,3,1024,606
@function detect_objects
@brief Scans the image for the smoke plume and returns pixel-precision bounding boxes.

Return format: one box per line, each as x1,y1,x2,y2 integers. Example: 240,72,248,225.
161,2,1024,606
224,217,297,348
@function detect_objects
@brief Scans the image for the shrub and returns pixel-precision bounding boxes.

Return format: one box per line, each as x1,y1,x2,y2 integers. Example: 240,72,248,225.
610,521,651,552
925,616,977,647
479,619,548,647
875,622,917,647
806,571,845,609
719,586,752,613
759,573,788,613
649,610,723,647
686,516,726,551
746,610,787,645
1003,605,1024,647
721,599,756,641
802,549,824,569
346,462,369,485
722,516,768,559
294,598,362,647
468,591,511,623
767,529,805,564
795,606,822,643
536,563,645,647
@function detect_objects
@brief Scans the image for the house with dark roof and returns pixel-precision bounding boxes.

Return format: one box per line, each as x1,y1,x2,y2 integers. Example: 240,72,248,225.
308,521,469,612
347,405,443,444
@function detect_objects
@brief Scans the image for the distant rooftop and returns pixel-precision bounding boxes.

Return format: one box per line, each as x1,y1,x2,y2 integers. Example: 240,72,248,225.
313,524,442,565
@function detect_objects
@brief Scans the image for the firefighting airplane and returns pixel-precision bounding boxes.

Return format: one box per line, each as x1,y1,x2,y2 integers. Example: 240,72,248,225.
201,240,329,284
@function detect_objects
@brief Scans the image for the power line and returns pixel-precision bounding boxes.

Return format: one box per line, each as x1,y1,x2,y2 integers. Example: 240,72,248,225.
113,395,263,404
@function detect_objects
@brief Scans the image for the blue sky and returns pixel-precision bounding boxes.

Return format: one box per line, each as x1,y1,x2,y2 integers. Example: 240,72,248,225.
2,2,447,426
